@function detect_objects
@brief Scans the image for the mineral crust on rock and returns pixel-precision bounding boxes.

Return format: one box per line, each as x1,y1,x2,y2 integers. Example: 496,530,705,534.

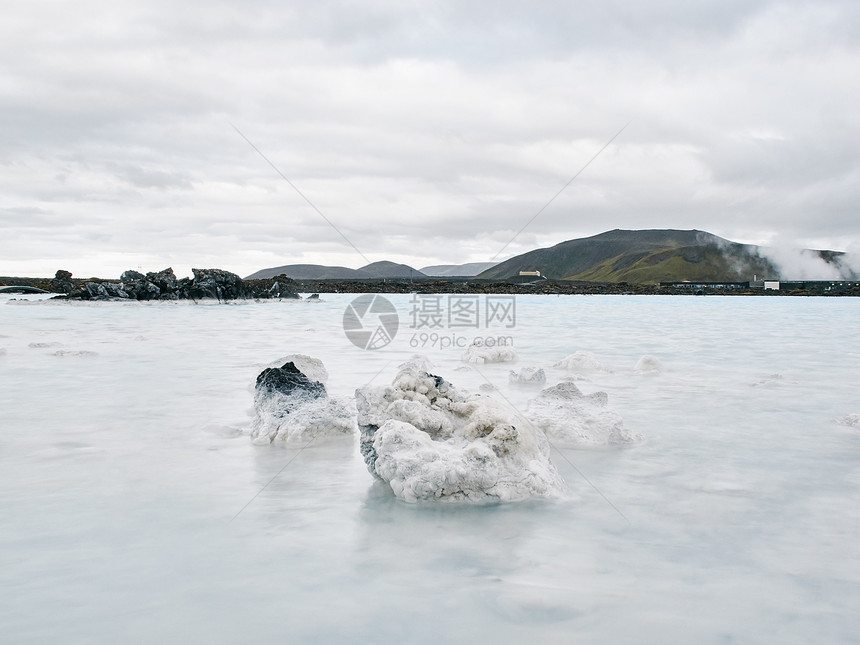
355,357,563,503
525,381,638,446
250,360,354,443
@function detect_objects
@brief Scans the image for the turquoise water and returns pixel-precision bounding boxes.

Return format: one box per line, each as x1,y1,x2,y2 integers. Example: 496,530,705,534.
1,294,858,643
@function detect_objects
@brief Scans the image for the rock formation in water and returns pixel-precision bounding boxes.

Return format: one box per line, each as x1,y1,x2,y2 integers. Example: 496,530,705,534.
836,414,860,429
461,341,517,364
50,270,75,294
355,357,564,503
60,267,300,301
509,367,546,385
525,381,637,446
634,355,663,374
249,359,354,443
554,350,607,372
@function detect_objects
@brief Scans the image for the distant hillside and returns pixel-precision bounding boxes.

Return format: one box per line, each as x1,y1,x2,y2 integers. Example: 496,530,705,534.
477,229,778,283
420,262,499,277
359,261,426,279
246,260,425,280
245,264,372,280
245,230,855,284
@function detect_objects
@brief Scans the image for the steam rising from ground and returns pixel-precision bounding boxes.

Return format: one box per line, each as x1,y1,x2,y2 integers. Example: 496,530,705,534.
760,246,858,280
696,230,859,280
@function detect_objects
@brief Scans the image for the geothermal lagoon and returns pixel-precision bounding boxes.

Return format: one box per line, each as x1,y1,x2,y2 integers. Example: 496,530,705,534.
1,293,859,643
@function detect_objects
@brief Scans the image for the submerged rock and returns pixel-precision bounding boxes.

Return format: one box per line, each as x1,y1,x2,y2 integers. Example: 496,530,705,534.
461,341,517,364
509,367,546,386
634,355,663,374
554,351,607,372
355,357,563,503
249,360,354,443
836,414,860,429
752,374,784,388
525,381,637,447
53,350,98,357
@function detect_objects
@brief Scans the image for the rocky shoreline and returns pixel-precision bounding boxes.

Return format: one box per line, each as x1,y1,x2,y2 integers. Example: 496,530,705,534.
2,270,859,298
0,269,301,301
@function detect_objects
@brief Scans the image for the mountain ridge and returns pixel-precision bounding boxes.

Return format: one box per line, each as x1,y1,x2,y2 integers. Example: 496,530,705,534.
419,262,499,277
245,261,425,280
477,229,856,283
245,229,857,283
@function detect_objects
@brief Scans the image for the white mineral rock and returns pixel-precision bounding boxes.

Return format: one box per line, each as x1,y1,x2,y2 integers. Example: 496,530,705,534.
509,367,547,386
634,355,663,374
553,351,607,372
836,413,860,428
525,381,638,447
355,357,563,503
461,341,517,364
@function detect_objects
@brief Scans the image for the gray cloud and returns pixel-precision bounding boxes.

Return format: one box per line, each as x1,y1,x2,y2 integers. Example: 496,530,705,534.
2,0,859,278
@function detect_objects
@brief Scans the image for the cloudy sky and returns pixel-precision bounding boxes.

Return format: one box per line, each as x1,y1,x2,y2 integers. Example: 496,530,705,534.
2,0,859,278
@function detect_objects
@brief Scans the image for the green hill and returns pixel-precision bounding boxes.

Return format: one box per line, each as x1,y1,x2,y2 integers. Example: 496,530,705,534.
479,229,778,283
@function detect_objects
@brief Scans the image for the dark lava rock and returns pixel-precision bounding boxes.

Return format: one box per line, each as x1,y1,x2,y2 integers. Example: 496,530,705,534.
245,274,300,299
255,361,326,398
60,266,293,301
84,282,109,299
120,270,145,283
184,268,250,301
359,423,380,474
250,358,355,442
50,270,74,294
261,279,301,299
58,265,303,301
145,268,178,296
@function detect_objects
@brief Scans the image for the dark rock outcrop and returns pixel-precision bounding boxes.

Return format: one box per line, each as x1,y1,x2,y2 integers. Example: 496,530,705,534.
245,274,301,299
255,361,326,399
50,270,75,294
61,267,300,301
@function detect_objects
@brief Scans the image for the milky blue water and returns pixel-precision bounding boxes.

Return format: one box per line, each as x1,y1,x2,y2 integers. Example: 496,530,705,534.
1,293,858,644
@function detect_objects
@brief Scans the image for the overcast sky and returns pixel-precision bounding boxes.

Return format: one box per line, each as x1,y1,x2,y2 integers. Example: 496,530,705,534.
2,0,859,278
